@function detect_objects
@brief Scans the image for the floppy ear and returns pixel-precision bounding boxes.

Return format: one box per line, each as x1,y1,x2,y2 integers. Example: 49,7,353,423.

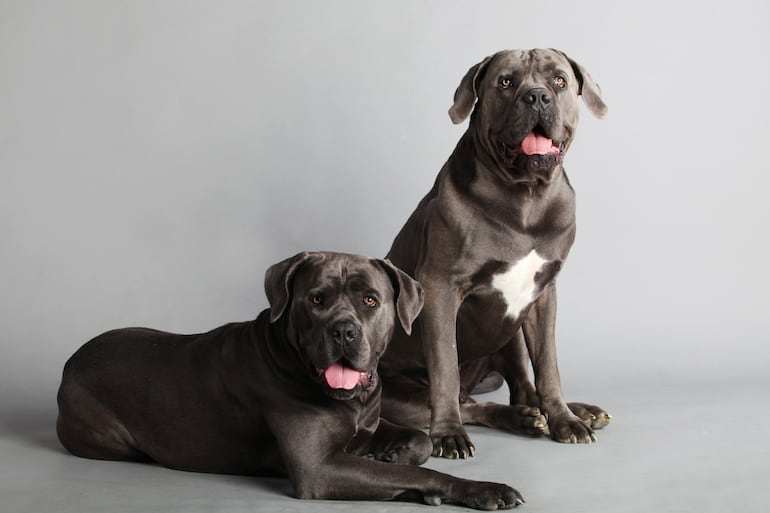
264,251,315,323
556,50,608,119
448,54,496,124
376,259,424,335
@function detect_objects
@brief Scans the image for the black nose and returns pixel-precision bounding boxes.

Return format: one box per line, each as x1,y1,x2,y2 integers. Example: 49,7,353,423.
329,321,361,346
522,87,552,110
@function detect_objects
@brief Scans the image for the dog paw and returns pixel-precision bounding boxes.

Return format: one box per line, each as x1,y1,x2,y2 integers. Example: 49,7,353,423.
430,425,475,459
511,405,548,436
364,438,432,466
364,448,401,463
431,480,524,510
568,402,611,430
549,413,596,444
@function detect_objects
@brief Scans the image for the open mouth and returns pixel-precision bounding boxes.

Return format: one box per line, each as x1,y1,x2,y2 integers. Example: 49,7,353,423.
501,125,563,163
316,360,373,392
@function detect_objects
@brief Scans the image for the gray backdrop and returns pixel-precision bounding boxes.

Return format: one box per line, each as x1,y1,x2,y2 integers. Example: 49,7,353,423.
2,1,769,512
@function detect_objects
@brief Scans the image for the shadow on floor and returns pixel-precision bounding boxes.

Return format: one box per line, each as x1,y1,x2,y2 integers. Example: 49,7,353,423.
1,402,66,454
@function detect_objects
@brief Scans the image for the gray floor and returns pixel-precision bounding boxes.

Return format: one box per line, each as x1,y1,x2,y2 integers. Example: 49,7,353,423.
2,375,768,513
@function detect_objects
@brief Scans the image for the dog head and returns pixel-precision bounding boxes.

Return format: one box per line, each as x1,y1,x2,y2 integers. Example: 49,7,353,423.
448,48,607,184
264,251,423,400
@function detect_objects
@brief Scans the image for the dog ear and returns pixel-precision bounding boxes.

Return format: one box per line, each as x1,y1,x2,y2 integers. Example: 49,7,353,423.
264,251,315,323
376,259,424,335
448,54,496,124
555,50,608,119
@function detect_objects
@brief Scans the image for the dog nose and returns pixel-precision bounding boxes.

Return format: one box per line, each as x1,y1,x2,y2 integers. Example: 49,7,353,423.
522,87,552,109
329,321,361,346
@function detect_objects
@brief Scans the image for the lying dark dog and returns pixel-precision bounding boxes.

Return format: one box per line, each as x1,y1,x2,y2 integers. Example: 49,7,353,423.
379,49,611,459
57,251,523,509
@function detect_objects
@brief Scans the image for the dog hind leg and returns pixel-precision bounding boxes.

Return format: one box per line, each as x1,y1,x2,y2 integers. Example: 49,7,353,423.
56,381,149,462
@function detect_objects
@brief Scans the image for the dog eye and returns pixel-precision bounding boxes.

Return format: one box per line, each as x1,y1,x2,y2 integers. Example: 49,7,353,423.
363,296,378,308
499,77,512,89
553,76,567,89
311,295,323,306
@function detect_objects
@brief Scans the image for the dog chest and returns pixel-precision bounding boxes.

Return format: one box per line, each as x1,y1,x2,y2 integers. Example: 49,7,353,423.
490,250,549,319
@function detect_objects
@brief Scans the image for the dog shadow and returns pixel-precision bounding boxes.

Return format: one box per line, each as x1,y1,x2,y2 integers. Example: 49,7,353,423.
0,402,66,454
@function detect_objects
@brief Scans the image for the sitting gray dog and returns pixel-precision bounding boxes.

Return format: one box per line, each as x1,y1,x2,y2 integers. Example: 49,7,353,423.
57,251,524,509
379,49,611,459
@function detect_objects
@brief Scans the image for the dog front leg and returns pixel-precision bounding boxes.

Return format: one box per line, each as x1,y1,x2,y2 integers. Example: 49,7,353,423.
417,274,474,459
352,418,433,466
291,451,524,509
521,285,595,443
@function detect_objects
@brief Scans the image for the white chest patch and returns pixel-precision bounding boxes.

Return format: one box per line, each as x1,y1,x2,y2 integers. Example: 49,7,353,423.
490,250,548,319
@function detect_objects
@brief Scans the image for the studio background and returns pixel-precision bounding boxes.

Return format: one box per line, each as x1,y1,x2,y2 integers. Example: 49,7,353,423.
2,1,768,512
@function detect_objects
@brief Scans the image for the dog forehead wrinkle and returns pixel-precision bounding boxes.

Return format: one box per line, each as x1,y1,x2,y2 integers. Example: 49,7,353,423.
346,273,379,293
309,262,345,289
514,49,529,67
496,50,528,76
525,57,566,88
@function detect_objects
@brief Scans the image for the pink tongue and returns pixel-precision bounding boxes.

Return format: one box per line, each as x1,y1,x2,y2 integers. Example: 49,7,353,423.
323,363,362,390
520,132,554,155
